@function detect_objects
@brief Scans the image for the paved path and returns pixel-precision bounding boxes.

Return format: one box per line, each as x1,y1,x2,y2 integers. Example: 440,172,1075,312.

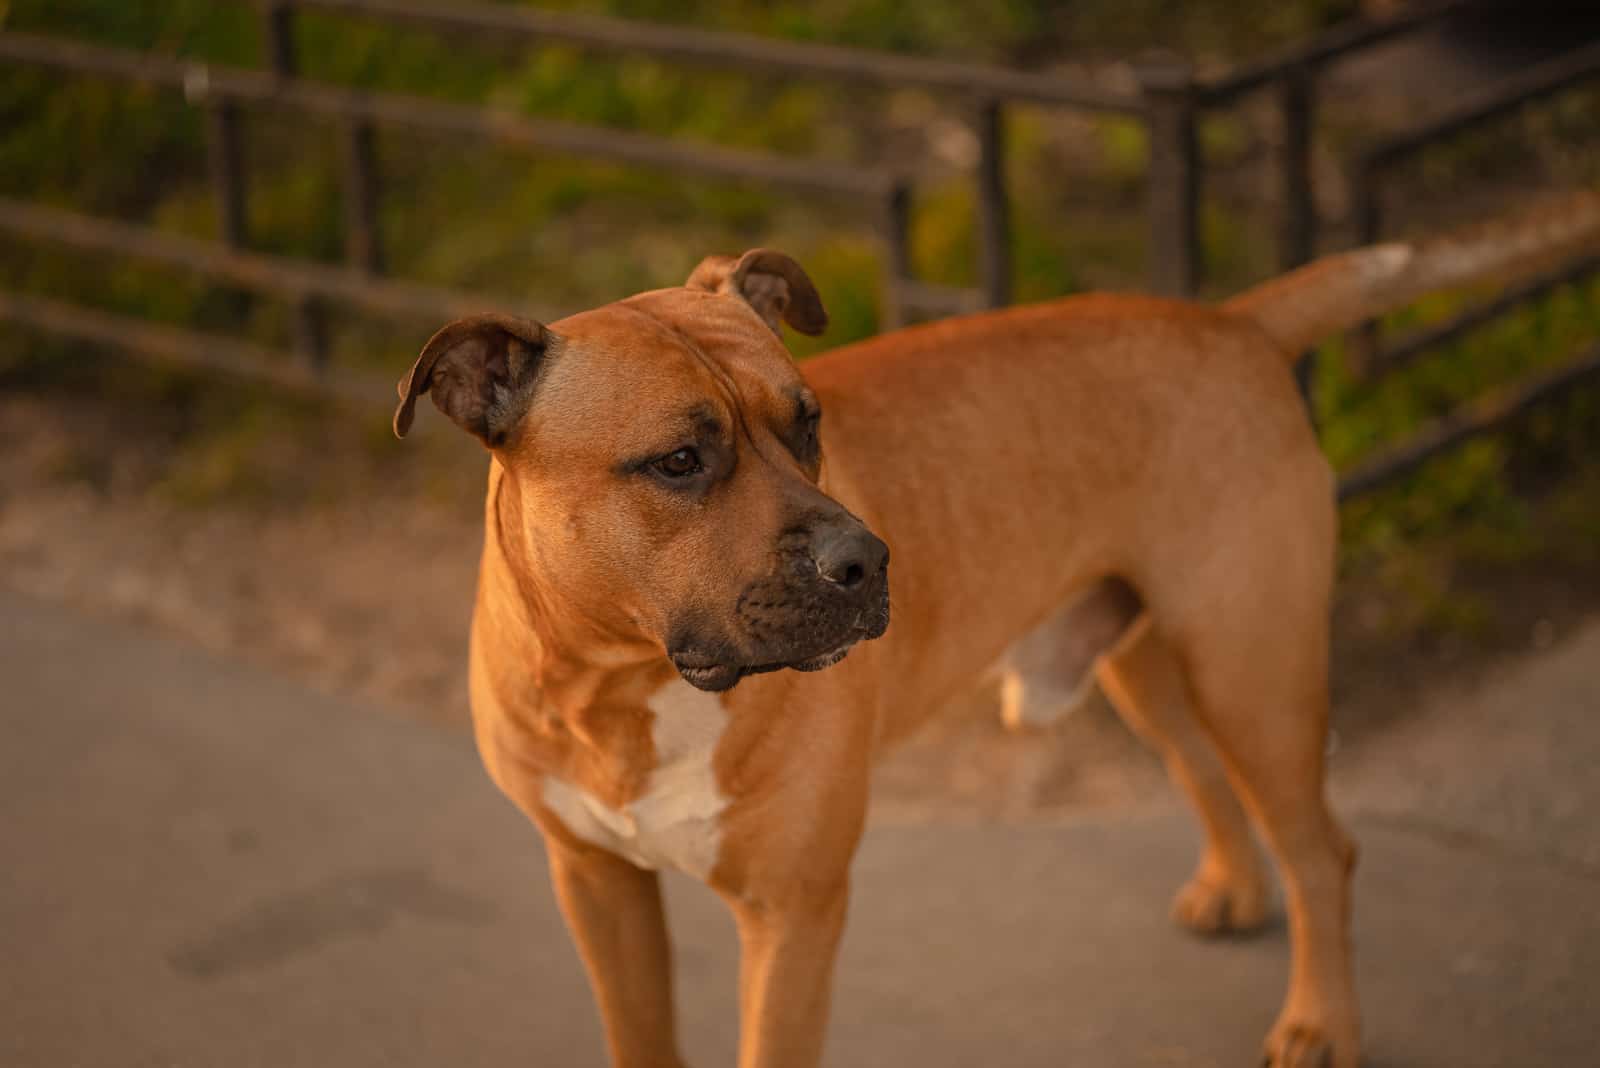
4,589,1598,1067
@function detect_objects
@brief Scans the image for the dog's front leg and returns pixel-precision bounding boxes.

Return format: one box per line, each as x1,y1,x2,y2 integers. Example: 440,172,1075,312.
728,880,850,1068
545,836,687,1068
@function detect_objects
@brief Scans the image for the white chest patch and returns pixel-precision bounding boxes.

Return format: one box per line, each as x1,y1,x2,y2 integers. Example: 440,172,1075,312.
541,679,730,879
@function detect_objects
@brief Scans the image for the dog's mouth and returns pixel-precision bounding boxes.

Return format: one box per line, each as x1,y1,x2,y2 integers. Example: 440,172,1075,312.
670,642,856,693
670,574,889,693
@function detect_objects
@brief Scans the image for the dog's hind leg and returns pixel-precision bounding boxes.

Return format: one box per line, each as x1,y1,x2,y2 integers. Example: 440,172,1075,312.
1095,617,1269,935
1150,469,1359,1068
1179,614,1357,1067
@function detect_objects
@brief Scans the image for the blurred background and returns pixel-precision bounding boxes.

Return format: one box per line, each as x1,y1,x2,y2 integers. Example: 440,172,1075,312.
4,3,1600,1065
2,0,1597,813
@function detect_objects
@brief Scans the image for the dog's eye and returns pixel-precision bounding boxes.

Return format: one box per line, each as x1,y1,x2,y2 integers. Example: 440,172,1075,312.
652,447,703,478
796,413,820,462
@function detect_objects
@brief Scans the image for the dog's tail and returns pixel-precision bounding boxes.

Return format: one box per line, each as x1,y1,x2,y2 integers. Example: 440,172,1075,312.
1224,189,1600,357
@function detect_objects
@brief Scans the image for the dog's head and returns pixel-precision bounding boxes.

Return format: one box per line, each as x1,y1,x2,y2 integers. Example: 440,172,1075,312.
394,249,888,692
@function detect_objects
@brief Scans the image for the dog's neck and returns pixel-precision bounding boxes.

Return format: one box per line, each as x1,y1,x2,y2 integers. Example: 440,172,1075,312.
476,460,671,728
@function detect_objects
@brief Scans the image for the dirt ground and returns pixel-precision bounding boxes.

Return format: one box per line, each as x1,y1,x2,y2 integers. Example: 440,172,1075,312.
3,384,1595,820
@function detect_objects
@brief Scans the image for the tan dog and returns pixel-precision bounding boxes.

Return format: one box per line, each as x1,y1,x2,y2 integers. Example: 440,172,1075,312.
394,194,1599,1068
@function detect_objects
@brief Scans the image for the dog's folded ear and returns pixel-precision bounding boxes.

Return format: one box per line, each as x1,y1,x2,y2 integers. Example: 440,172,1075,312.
685,248,828,338
393,314,552,445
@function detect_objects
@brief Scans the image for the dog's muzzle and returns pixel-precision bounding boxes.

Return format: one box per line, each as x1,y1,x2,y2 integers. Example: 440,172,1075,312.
670,549,890,693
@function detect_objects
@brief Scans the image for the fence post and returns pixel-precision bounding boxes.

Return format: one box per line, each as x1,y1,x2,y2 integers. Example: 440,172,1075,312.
292,295,329,370
1348,161,1384,375
204,100,248,248
974,97,1011,308
1278,69,1316,272
878,181,912,333
1137,57,1200,297
1279,66,1318,415
342,120,384,274
258,2,342,370
261,1,297,76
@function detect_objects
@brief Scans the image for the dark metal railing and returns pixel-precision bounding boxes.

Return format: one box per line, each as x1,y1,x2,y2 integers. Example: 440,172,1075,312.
275,0,1477,299
0,196,543,326
1,0,1595,501
1366,255,1600,380
1337,341,1600,501
0,31,898,205
1331,38,1600,498
274,0,1149,314
1353,38,1600,262
0,0,1477,328
286,0,1143,110
0,288,384,404
1200,0,1477,104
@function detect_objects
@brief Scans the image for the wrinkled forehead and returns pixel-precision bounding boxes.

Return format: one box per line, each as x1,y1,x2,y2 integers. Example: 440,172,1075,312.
621,287,806,396
527,290,808,454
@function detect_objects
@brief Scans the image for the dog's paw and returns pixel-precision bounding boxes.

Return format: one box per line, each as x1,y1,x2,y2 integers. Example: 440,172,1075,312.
1169,872,1268,936
1260,1013,1359,1068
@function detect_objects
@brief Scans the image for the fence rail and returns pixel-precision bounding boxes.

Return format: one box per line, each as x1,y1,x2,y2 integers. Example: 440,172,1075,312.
1348,38,1600,378
3,0,1598,500
1199,0,1478,104
0,197,542,324
0,288,384,405
288,0,1145,112
0,31,897,196
1366,255,1600,380
1361,37,1600,172
1337,341,1600,501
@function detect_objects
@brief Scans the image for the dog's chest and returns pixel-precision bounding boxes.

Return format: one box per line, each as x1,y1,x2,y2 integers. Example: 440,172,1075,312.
541,679,730,879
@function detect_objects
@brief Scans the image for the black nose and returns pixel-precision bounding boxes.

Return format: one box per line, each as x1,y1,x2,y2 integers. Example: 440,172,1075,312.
811,524,889,589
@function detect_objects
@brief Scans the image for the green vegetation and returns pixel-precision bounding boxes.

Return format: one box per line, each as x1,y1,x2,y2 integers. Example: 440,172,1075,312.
2,0,1598,641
